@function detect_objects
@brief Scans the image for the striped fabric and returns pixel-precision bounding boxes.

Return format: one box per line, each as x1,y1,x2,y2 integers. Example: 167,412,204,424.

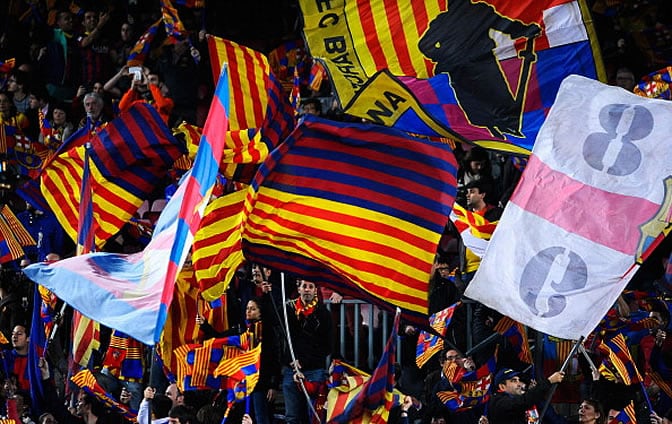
42,104,183,248
207,36,296,183
158,266,228,379
127,19,161,67
160,0,188,43
0,205,36,263
300,0,604,153
192,190,246,301
102,330,144,382
597,333,642,385
242,115,457,323
174,334,250,391
71,369,136,419
416,302,460,368
327,310,401,423
71,311,100,368
609,401,636,424
436,374,491,412
493,316,533,364
207,36,269,130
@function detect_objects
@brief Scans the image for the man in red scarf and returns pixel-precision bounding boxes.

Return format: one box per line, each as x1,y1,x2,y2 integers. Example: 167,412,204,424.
281,280,332,424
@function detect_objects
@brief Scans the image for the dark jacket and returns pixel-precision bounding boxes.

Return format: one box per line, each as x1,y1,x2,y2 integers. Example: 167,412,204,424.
487,377,551,424
282,301,332,371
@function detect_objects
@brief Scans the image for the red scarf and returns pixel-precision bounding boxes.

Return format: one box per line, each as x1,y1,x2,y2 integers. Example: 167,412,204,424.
295,297,318,318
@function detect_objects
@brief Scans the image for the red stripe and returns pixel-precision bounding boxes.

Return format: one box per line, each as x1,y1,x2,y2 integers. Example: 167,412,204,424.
512,156,660,255
410,0,436,76
275,174,448,226
384,1,416,75
224,42,249,128
245,209,430,295
357,0,387,70
281,154,450,208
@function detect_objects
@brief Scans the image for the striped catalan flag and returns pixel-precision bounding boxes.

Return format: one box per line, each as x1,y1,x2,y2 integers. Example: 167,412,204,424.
207,36,269,130
173,334,250,391
207,36,295,182
597,333,642,385
192,190,246,301
416,302,460,368
158,266,228,378
71,369,136,419
450,203,498,259
0,205,36,263
327,311,402,423
241,115,457,323
71,311,100,368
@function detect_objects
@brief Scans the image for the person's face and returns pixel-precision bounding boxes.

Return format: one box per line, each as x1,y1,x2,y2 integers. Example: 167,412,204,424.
444,349,468,369
431,418,446,424
165,384,184,406
148,74,160,86
28,95,39,109
303,103,319,115
57,12,73,32
92,82,104,94
52,108,66,125
6,76,18,93
246,300,261,321
298,280,317,305
120,23,132,41
75,393,88,416
84,97,102,118
499,376,525,396
436,263,451,279
578,402,600,423
465,187,485,208
83,11,98,32
469,160,485,174
11,326,28,350
41,414,57,424
616,72,635,91
0,94,10,114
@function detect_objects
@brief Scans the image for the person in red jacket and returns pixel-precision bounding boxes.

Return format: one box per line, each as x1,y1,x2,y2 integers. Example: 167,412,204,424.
118,68,173,123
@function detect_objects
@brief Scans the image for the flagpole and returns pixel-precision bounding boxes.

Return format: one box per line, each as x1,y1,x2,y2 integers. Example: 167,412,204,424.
280,272,321,423
539,336,583,422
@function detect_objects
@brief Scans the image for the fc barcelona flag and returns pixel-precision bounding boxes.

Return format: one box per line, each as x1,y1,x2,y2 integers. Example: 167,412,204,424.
241,115,457,323
300,0,604,153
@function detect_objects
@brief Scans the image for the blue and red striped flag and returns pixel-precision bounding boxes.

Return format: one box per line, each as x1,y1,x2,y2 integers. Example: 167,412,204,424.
160,0,189,44
27,286,47,416
416,302,460,368
23,67,230,345
42,104,185,249
493,316,533,364
127,19,161,67
241,115,457,324
328,310,401,423
608,401,636,424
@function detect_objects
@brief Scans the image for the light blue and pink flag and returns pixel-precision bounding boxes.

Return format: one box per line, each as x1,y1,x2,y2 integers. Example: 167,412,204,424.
465,75,672,340
21,66,230,345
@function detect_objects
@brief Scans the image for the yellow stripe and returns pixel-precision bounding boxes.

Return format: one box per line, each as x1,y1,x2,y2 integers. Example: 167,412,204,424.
243,187,434,312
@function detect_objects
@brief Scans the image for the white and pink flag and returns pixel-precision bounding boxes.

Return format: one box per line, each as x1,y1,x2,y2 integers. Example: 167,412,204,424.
465,75,672,340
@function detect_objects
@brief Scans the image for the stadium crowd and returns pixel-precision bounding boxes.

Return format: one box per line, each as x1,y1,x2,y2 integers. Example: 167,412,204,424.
0,0,671,423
